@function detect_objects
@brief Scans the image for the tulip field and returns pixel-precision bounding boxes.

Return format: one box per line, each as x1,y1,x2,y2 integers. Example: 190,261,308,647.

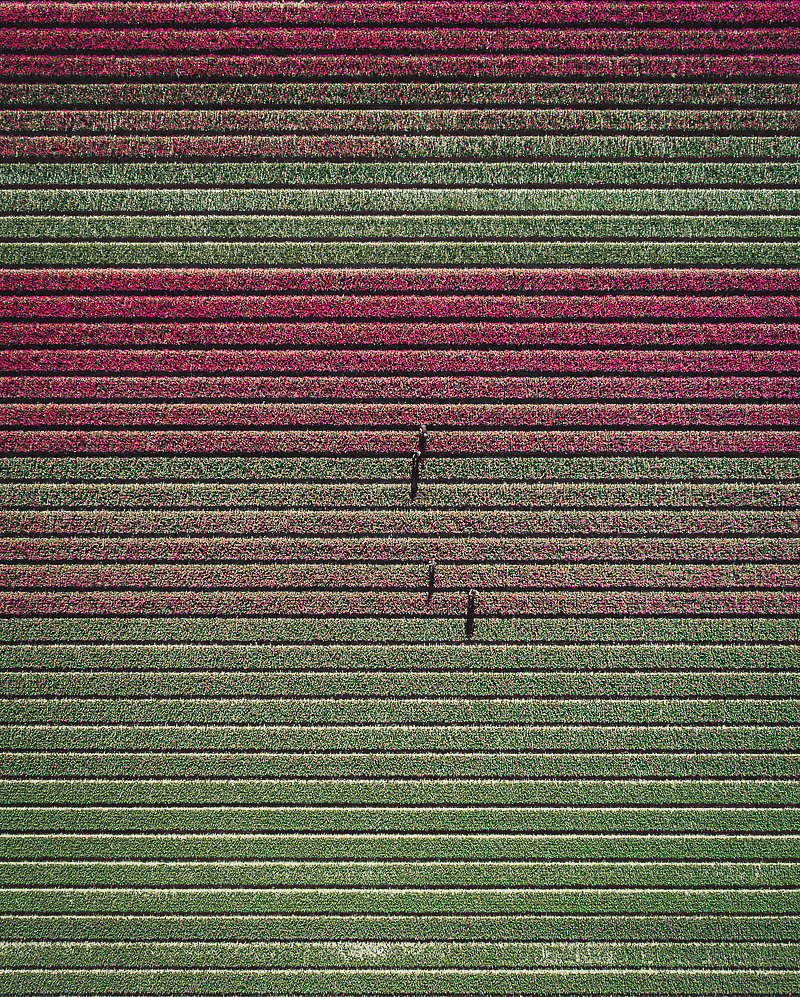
0,2,799,994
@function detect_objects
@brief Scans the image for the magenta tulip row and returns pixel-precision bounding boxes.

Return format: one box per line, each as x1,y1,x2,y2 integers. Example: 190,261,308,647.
3,562,795,589
3,3,796,27
2,54,798,78
1,588,797,616
4,402,797,428
3,507,793,534
6,323,796,348
3,132,796,154
5,27,800,51
5,296,800,321
9,268,798,293
2,349,797,374
1,376,794,400
0,429,797,452
7,323,799,349
0,536,789,562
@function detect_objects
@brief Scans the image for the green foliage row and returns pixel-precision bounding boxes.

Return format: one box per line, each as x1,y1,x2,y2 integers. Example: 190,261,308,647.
0,913,796,943
3,806,796,835
7,481,795,510
6,240,800,267
3,82,799,108
2,753,796,780
2,939,799,969
11,213,800,240
2,617,795,643
5,186,800,214
4,668,797,698
5,162,800,187
2,457,794,482
5,832,797,862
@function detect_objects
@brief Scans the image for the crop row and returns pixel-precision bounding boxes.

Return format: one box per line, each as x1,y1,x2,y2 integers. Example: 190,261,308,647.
3,696,800,725
2,642,797,672
3,455,794,482
3,615,791,646
6,480,799,507
6,668,797,697
7,109,800,134
1,909,799,938
3,588,798,617
8,756,789,784
4,561,796,589
9,323,798,348
2,967,800,994
9,292,800,320
5,724,798,754
3,4,798,28
6,134,800,158
1,429,799,454
0,640,798,672
3,538,796,566
1,859,799,891
5,349,798,374
3,53,800,79
3,375,795,401
7,161,800,188
6,27,800,53
9,294,800,320
6,188,800,217
4,403,798,430
5,826,800,862
9,243,800,267
3,508,795,535
15,212,784,241
1,913,796,945
1,779,797,809
3,81,800,108
9,266,800,294
4,753,799,782
3,938,798,970
0,914,797,946
9,477,799,506
4,803,797,836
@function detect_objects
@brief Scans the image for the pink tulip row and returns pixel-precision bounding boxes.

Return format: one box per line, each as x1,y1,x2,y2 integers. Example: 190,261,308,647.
6,402,798,428
1,375,794,400
5,133,793,154
3,53,798,77
6,322,796,348
4,506,793,535
5,27,798,51
1,429,798,452
5,296,799,320
4,562,795,590
3,349,798,373
7,108,796,133
3,3,796,27
0,536,789,563
9,268,798,293
2,588,796,616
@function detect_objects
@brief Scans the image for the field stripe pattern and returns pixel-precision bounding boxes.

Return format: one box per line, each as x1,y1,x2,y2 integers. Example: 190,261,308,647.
0,2,799,995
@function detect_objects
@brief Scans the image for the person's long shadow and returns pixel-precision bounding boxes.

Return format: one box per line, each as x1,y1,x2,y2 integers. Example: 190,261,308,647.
465,589,476,638
410,426,428,499
409,448,421,500
426,559,436,603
